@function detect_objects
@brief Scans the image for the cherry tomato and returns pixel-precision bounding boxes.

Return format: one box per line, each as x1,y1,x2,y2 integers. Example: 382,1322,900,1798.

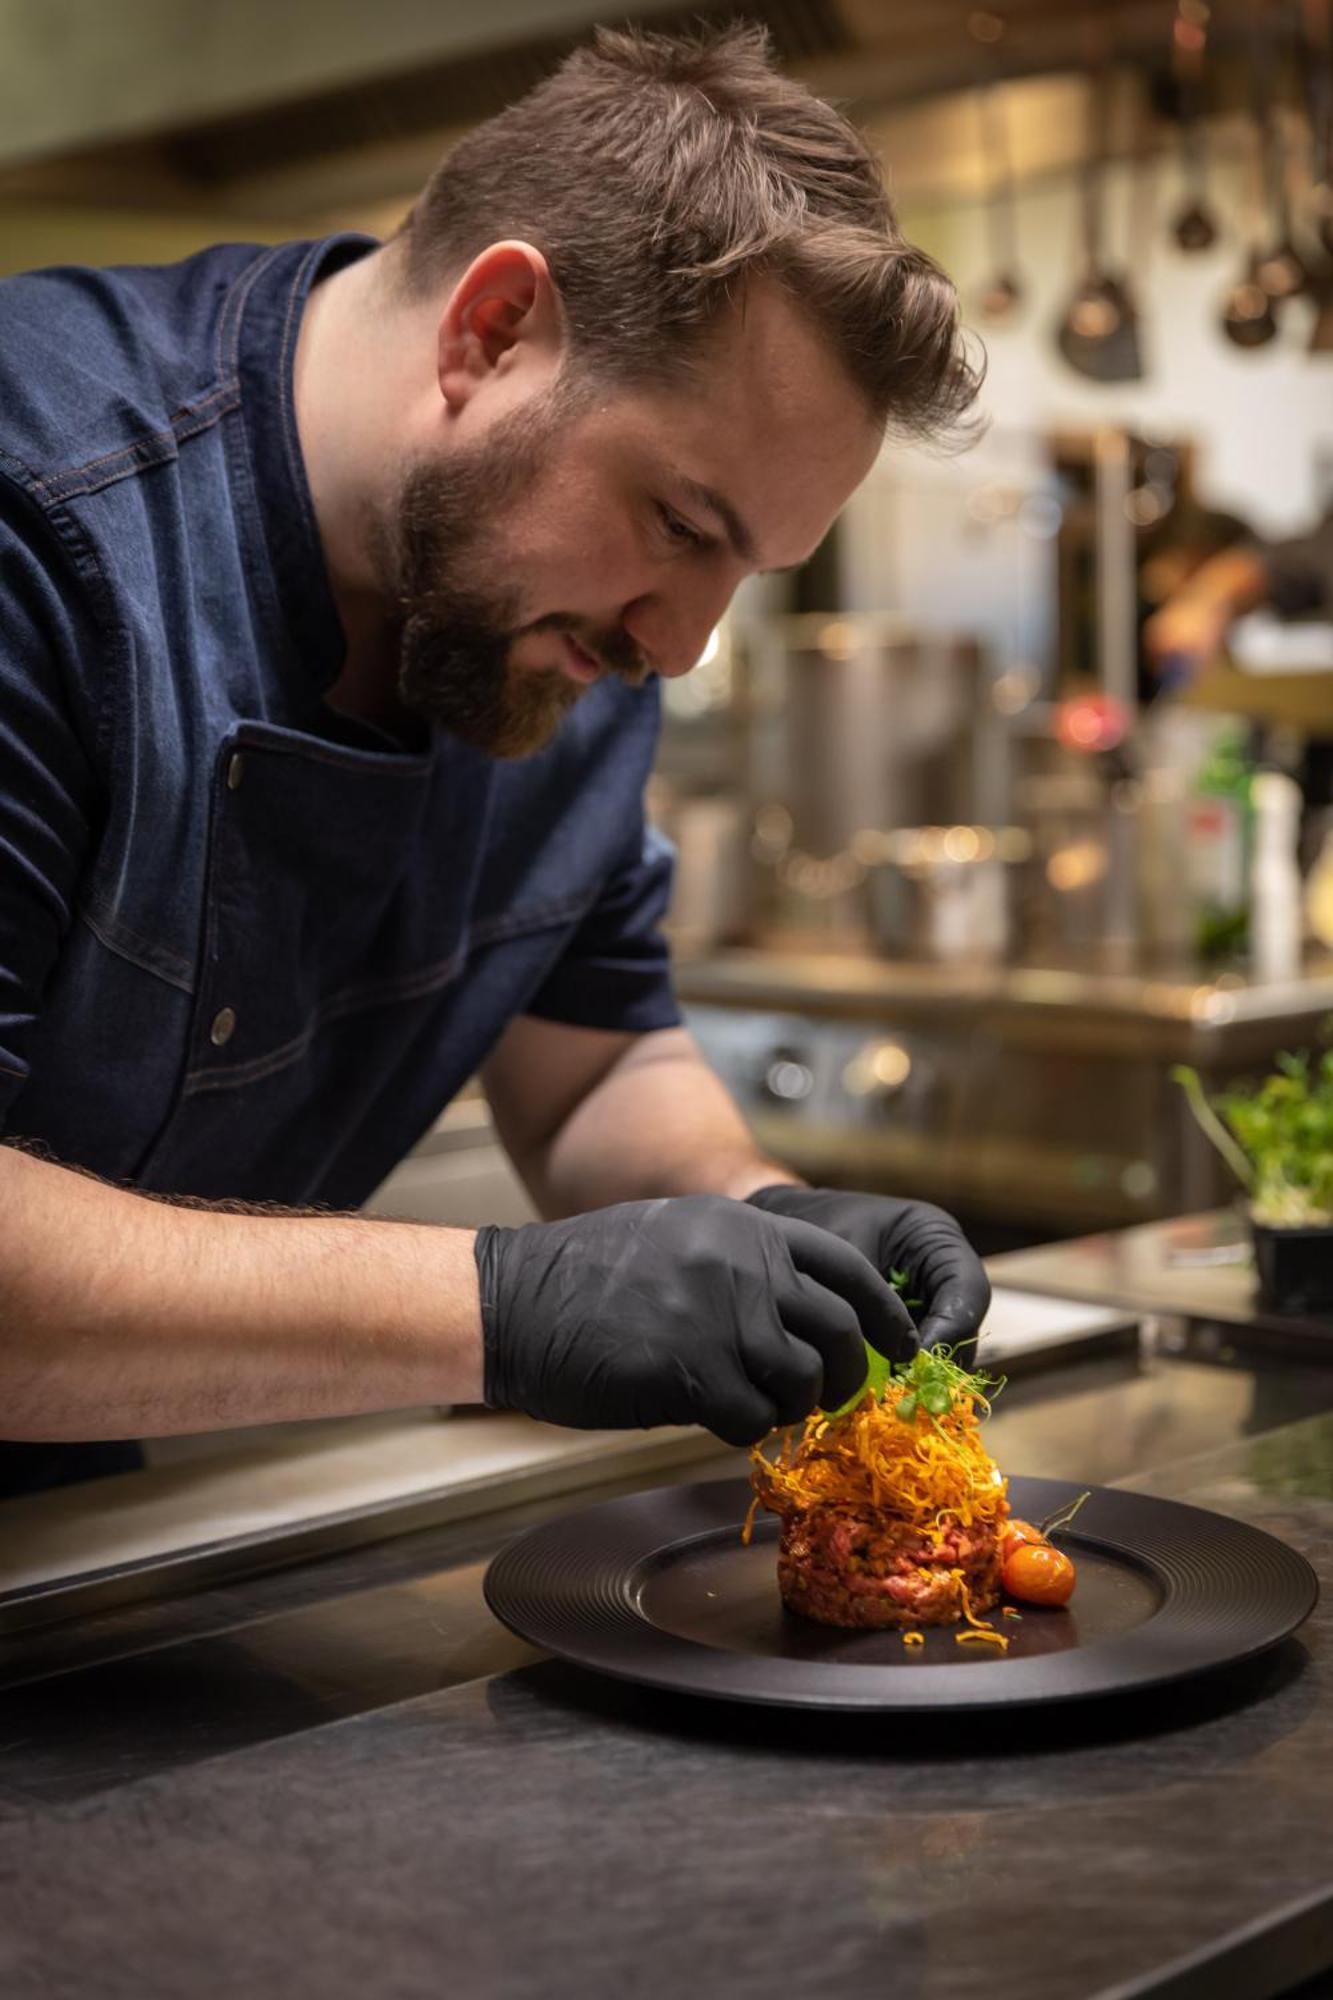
1003,1542,1076,1607
1000,1519,1044,1565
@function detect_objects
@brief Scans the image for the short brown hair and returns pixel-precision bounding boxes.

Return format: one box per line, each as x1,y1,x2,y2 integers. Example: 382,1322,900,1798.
398,23,982,445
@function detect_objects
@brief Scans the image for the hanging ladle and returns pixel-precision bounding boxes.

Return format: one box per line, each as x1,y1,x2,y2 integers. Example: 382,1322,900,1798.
1302,0,1333,257
1169,1,1217,250
976,80,1024,321
1253,3,1310,302
1056,65,1143,381
1220,14,1289,346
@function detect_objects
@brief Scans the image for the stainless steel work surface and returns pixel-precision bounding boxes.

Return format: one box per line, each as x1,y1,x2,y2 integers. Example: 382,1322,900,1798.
3,1338,1333,1999
991,1210,1333,1344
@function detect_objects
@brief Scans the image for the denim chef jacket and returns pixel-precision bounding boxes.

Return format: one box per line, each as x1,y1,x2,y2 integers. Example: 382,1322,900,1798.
0,234,680,1207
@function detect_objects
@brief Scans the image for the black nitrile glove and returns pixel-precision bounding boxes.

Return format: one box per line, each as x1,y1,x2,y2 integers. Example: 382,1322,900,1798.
475,1194,919,1447
744,1186,991,1356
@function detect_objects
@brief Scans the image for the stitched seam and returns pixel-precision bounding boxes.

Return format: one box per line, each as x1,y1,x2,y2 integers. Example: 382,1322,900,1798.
182,895,599,1096
276,243,326,558
77,905,195,994
0,463,131,779
183,953,472,1093
232,723,434,779
216,244,284,379
470,893,593,945
29,384,240,500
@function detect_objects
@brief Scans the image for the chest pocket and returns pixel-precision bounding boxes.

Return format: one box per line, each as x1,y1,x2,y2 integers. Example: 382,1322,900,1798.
135,718,512,1203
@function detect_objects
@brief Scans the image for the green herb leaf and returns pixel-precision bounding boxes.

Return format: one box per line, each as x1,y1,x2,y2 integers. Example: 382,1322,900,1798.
1039,1489,1091,1538
1172,1049,1333,1225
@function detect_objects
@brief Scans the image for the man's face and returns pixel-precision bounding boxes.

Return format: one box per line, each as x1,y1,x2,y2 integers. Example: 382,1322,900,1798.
387,280,882,758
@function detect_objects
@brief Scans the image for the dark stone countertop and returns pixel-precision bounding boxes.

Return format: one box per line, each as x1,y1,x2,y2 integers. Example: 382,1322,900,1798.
2,1354,1333,2000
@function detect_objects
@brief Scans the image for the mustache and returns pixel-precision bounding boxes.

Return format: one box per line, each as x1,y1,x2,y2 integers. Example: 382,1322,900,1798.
526,614,652,686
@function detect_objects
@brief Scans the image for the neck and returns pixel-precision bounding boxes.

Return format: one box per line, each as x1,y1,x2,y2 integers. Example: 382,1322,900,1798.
293,245,422,726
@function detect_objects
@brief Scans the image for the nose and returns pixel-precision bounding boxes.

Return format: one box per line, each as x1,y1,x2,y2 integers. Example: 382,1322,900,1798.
621,578,735,680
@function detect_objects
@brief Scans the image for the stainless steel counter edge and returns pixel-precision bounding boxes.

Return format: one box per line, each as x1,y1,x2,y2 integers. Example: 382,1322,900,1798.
0,1426,730,1637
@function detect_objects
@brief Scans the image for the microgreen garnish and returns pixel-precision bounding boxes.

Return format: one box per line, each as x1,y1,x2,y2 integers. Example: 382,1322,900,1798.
1039,1490,1090,1538
889,1346,1004,1424
824,1341,1003,1422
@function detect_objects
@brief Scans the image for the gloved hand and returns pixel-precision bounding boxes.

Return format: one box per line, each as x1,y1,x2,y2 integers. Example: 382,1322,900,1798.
475,1194,919,1446
744,1185,991,1356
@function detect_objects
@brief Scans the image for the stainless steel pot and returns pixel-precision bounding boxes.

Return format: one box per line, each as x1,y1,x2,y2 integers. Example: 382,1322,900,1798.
860,825,1032,963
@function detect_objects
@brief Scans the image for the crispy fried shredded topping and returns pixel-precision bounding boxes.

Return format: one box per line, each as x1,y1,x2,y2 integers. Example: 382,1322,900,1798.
902,1631,926,1649
747,1348,1009,1547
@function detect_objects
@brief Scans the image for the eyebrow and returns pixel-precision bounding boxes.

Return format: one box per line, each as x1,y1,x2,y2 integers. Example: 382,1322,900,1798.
671,473,810,575
675,475,759,566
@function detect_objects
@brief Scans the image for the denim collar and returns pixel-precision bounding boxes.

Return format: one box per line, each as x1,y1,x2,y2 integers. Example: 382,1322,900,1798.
234,233,378,701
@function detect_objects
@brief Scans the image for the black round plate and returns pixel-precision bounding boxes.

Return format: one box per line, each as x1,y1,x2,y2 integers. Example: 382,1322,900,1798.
484,1475,1318,1711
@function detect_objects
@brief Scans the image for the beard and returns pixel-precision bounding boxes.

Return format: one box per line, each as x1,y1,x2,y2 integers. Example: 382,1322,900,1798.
385,388,647,760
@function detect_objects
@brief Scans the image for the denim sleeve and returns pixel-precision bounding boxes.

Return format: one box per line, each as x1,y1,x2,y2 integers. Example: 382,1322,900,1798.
524,819,681,1033
1257,513,1333,619
0,483,105,1126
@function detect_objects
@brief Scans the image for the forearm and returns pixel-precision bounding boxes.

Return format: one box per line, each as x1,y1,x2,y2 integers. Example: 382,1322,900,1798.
0,1146,482,1441
526,1027,799,1214
1181,545,1271,620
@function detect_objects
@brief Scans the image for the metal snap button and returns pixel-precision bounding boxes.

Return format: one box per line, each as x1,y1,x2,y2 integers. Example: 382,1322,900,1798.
210,1006,237,1047
226,753,245,791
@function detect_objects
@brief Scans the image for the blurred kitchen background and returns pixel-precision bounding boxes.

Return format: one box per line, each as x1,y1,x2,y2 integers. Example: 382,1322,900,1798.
6,0,1332,1260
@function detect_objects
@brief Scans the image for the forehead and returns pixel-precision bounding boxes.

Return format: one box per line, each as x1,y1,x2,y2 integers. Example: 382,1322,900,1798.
598,282,883,569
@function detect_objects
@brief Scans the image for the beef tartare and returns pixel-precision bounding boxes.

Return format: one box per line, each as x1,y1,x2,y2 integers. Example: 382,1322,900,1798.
746,1346,1010,1636
776,1507,1003,1630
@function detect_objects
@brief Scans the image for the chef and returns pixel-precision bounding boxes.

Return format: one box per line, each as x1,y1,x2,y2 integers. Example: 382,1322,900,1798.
0,24,989,1491
1144,512,1333,809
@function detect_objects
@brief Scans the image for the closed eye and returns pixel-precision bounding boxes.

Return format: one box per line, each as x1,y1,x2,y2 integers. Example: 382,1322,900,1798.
656,502,711,553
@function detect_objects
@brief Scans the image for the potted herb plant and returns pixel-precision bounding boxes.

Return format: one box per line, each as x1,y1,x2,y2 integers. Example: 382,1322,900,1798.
1173,1052,1333,1316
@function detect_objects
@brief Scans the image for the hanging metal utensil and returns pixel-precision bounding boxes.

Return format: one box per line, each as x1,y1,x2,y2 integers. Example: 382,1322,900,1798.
1220,252,1281,345
1254,1,1311,300
976,80,1024,321
1255,119,1311,299
1220,11,1285,347
1169,1,1217,250
1309,272,1333,351
1301,0,1333,255
1056,65,1144,381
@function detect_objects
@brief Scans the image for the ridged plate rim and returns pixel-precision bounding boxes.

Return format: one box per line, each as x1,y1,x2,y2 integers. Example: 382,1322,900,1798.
483,1475,1319,1712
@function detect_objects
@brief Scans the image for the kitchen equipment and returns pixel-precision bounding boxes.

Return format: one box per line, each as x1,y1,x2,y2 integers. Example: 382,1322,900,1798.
745,617,1001,874
679,955,1333,1243
1220,253,1281,347
1309,270,1333,351
1169,0,1217,252
654,791,750,956
1254,107,1311,303
860,824,1031,963
1055,69,1144,383
484,1474,1317,1712
975,80,1024,321
1221,12,1301,345
1309,0,1333,255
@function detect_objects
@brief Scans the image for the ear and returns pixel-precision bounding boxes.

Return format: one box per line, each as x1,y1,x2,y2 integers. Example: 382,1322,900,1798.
436,241,563,415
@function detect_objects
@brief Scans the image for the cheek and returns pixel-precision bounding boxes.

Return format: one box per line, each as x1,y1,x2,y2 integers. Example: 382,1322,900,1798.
515,498,643,604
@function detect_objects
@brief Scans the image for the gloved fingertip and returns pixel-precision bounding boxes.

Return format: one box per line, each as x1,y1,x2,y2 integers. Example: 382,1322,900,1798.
863,1295,920,1364
917,1317,981,1361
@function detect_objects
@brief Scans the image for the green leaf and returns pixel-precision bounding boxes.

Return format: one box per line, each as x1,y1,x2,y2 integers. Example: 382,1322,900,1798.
821,1338,893,1418
865,1345,893,1399
1173,1038,1333,1224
